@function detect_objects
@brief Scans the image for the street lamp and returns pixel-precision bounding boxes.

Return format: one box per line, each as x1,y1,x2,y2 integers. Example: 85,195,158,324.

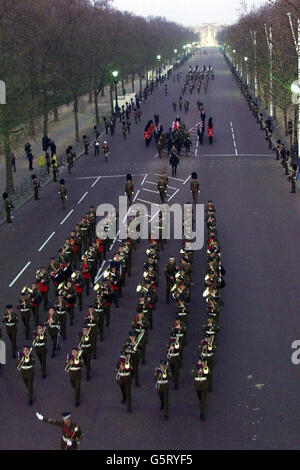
233,49,236,68
244,57,248,84
112,70,119,110
174,49,177,54
157,55,161,79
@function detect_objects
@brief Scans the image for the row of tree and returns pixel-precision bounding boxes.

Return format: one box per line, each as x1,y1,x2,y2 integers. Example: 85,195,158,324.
218,0,299,143
0,0,197,193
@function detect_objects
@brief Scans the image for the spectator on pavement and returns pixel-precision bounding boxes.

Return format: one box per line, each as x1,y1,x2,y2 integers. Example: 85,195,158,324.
11,153,16,172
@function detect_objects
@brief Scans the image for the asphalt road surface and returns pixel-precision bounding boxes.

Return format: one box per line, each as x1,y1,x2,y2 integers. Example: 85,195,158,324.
0,49,299,450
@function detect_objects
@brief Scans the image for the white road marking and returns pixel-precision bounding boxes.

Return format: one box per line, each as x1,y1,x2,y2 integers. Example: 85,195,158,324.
167,188,179,202
94,260,106,283
91,176,101,188
148,210,160,223
153,153,159,159
38,232,56,252
109,230,120,251
60,209,74,225
230,121,238,156
133,189,140,202
183,175,192,185
141,174,148,185
153,174,184,182
77,191,88,204
137,198,160,206
9,261,31,288
143,188,159,194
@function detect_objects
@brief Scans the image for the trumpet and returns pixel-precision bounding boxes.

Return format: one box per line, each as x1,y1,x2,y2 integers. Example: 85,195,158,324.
21,285,33,295
133,329,145,351
94,282,103,293
78,327,91,350
136,283,148,294
143,271,149,278
71,272,79,282
36,269,43,280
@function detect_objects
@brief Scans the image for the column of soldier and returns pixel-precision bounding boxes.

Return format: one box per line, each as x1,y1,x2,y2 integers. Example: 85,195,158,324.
4,204,142,407
155,205,194,420
115,212,165,413
181,64,213,97
191,200,226,421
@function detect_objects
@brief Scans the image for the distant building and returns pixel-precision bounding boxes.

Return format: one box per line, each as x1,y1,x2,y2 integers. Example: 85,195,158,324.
190,24,225,47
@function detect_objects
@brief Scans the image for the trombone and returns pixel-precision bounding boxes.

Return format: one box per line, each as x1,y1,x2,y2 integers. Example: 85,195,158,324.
17,347,33,371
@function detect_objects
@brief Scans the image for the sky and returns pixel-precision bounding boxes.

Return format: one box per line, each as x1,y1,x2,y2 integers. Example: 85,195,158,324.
112,0,268,26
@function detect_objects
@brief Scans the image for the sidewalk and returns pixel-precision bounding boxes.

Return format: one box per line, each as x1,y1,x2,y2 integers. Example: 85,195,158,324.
0,73,149,194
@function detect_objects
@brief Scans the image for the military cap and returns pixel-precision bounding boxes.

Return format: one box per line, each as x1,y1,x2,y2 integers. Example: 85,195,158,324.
6,304,13,309
2,192,8,199
191,172,197,179
126,174,132,180
60,179,65,184
62,412,71,420
160,360,167,365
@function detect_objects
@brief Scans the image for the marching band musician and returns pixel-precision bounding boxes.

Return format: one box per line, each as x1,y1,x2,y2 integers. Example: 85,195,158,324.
136,294,153,330
69,231,79,268
48,256,61,290
154,360,171,420
95,237,104,266
123,331,141,387
58,248,72,281
191,359,212,421
36,267,50,311
17,291,32,339
88,206,96,241
74,224,83,260
202,317,220,339
115,354,132,412
81,255,91,296
125,173,134,206
92,294,105,343
64,280,77,326
79,216,89,251
55,293,68,340
171,318,187,347
78,327,92,381
33,324,47,378
84,305,98,357
30,281,42,326
198,338,216,386
165,257,178,304
65,348,83,407
108,266,121,308
87,245,98,284
46,307,60,358
2,304,18,358
166,334,182,390
131,310,149,365
36,411,83,450
72,269,84,312
17,345,35,405
102,278,113,325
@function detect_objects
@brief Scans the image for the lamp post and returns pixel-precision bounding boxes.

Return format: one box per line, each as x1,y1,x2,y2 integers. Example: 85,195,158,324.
233,49,236,68
244,57,248,84
264,24,274,117
288,12,300,163
157,55,161,79
112,70,119,111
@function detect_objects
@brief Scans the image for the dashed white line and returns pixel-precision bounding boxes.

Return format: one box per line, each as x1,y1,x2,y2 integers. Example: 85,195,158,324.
148,210,160,223
167,188,179,202
91,177,101,188
230,121,238,156
183,175,192,185
77,191,88,204
143,188,159,194
60,209,74,225
137,198,160,206
133,189,140,202
38,232,56,252
141,174,148,185
9,261,31,288
94,260,106,283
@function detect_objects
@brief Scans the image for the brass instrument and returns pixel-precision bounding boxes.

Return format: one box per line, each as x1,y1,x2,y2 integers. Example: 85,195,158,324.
207,335,215,352
136,283,148,294
77,327,91,350
133,329,145,351
17,348,33,371
36,269,43,280
71,272,79,282
32,326,46,346
21,285,33,295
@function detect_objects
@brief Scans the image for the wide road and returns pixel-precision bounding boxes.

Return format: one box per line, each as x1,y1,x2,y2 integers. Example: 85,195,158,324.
0,49,299,450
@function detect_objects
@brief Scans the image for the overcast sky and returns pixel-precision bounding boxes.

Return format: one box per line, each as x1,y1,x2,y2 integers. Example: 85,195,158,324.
112,0,268,26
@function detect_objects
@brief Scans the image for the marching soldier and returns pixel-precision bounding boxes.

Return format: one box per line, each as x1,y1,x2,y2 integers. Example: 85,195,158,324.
157,176,167,203
64,280,77,326
84,305,98,357
191,172,200,204
93,295,105,343
288,164,297,193
30,281,41,326
2,304,18,358
17,345,35,405
191,360,212,421
65,348,83,407
81,255,91,296
55,294,68,340
32,174,41,200
166,335,182,390
59,179,67,210
154,360,171,419
46,307,60,358
36,411,83,450
131,311,149,365
164,257,178,303
36,267,50,311
17,291,32,339
3,192,14,223
125,174,134,206
124,331,141,387
102,278,113,325
198,337,216,385
78,327,92,381
115,355,132,412
72,270,84,311
33,324,47,378
202,317,220,338
48,256,61,290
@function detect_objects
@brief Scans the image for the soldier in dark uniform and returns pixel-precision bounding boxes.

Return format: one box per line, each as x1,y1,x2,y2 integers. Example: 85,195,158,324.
102,278,113,324
288,164,297,193
3,192,14,223
191,360,212,421
154,360,171,419
55,294,68,340
116,355,132,412
84,305,98,357
37,267,50,311
131,311,149,365
59,179,67,209
2,304,18,358
157,177,167,203
17,291,32,339
93,295,105,343
32,174,40,200
30,281,41,326
46,307,60,358
123,331,141,387
17,345,35,405
125,174,134,206
166,334,182,390
191,172,200,204
33,324,47,378
65,348,83,407
36,411,83,450
164,257,178,303
79,327,92,381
